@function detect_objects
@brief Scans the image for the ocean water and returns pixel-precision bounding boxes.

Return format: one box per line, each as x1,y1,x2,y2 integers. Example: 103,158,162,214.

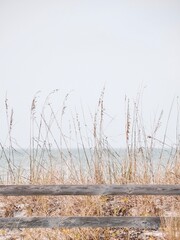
0,148,177,182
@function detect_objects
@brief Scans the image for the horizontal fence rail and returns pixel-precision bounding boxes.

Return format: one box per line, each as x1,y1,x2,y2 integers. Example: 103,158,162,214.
0,184,180,196
0,217,161,229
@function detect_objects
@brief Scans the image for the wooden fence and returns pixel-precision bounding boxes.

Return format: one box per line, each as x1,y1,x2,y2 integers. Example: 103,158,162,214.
0,184,180,229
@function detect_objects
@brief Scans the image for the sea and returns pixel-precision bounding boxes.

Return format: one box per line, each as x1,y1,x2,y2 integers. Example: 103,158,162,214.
0,148,178,182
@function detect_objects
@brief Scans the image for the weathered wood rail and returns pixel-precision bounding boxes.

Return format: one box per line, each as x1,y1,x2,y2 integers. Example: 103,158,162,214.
0,217,161,229
0,184,180,196
0,184,179,229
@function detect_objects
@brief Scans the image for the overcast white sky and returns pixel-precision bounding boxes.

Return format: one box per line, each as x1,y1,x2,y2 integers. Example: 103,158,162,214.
0,0,180,148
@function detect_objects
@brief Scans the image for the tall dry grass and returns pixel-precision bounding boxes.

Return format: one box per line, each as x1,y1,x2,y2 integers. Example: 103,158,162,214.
0,90,179,239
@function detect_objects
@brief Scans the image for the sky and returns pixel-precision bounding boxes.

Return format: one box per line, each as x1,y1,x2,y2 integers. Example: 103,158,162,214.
0,0,180,148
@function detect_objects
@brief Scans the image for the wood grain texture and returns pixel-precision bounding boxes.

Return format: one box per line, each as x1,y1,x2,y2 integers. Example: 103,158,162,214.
0,184,179,196
0,217,161,229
